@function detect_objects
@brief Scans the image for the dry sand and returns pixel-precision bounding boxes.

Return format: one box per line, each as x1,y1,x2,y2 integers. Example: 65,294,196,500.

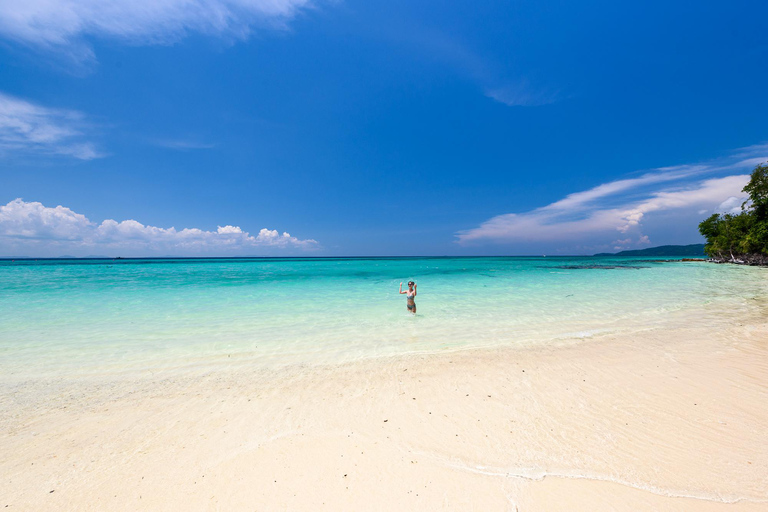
2,318,767,511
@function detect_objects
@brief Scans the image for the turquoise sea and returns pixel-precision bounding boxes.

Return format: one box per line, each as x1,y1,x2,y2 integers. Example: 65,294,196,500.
1,257,765,379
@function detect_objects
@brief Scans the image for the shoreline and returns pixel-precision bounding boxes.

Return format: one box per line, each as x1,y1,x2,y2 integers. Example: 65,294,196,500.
706,255,768,266
3,315,767,510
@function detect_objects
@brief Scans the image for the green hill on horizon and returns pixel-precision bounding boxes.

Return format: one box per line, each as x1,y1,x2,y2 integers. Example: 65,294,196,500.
594,244,706,257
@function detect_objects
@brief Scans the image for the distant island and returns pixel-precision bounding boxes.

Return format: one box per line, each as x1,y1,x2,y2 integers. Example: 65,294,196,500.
594,244,705,257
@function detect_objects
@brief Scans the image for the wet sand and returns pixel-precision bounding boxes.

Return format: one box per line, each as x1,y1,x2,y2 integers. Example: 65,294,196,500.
2,319,767,511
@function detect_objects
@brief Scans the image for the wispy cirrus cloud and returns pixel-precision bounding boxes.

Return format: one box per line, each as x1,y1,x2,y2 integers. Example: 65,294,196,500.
0,0,314,62
456,146,768,253
0,199,318,256
0,92,103,160
485,80,562,107
151,138,217,151
377,23,562,108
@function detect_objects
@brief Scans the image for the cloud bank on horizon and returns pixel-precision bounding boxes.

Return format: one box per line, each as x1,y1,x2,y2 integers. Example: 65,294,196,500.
0,199,318,257
456,147,768,253
0,0,313,62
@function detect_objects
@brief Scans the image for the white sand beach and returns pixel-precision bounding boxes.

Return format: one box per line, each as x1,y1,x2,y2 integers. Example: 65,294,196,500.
3,311,767,511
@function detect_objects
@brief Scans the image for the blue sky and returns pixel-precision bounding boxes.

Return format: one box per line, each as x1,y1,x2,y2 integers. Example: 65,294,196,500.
1,0,767,256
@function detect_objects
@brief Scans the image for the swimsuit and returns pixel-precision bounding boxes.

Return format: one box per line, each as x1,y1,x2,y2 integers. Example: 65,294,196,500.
406,292,415,310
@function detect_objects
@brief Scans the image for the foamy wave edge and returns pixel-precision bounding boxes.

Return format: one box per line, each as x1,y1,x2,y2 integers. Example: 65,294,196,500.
439,458,767,504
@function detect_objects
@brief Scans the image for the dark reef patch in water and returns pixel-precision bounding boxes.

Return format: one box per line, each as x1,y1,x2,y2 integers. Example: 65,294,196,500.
545,264,648,270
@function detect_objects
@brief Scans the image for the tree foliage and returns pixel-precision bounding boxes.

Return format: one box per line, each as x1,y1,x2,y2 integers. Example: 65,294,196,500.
698,163,768,259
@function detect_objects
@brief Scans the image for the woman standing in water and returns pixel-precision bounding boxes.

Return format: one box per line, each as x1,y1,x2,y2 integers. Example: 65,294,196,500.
399,281,417,313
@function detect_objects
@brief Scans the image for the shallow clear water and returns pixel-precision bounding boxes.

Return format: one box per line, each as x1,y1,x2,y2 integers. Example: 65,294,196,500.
1,257,766,378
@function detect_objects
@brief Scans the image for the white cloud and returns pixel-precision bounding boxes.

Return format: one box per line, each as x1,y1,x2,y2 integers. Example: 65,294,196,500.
715,196,744,215
0,198,318,256
485,81,561,107
152,139,216,150
0,92,103,160
455,146,767,251
733,142,768,158
375,25,562,109
612,238,632,251
217,225,243,234
0,0,313,62
457,175,750,245
0,199,92,240
615,175,749,233
541,166,704,212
